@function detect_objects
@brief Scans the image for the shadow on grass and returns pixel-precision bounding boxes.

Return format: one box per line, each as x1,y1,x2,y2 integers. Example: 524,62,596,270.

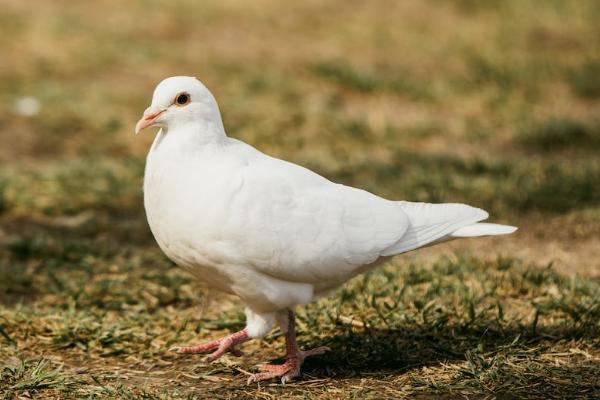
301,324,596,376
288,323,599,398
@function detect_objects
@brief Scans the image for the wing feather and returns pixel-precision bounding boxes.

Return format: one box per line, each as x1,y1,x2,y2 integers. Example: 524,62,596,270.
227,151,409,284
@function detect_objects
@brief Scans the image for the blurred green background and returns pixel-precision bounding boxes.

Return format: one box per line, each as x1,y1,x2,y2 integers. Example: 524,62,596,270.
0,1,599,398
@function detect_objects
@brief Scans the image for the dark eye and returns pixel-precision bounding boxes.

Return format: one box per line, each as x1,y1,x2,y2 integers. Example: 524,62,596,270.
175,93,190,106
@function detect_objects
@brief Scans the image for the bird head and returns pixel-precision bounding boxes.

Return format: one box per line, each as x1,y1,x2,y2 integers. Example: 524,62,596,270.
135,76,222,134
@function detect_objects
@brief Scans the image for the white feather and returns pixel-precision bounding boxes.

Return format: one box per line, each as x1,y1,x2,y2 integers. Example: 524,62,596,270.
381,202,489,256
450,223,518,237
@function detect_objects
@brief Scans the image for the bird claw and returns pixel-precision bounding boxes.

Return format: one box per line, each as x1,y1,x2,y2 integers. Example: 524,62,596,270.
168,329,249,362
247,346,331,384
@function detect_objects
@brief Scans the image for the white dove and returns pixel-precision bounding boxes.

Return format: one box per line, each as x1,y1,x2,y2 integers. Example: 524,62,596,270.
135,76,517,383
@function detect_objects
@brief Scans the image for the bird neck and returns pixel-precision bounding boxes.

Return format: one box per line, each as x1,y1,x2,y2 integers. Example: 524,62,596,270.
160,117,228,151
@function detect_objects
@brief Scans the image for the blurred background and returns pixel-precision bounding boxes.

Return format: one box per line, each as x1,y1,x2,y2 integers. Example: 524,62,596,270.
0,0,598,398
2,0,598,272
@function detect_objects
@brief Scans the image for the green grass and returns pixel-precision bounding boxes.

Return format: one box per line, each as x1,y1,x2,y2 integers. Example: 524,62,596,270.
0,0,599,398
569,61,600,99
311,60,434,101
519,118,600,151
1,358,75,396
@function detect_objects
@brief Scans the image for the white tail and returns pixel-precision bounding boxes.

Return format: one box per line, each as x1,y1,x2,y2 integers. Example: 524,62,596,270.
450,223,517,237
381,201,516,256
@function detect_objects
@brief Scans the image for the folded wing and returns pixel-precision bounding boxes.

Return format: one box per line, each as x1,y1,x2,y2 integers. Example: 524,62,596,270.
228,152,409,284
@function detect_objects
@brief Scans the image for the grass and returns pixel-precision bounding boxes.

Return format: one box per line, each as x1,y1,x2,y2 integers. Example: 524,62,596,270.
311,60,434,101
518,118,600,151
569,61,600,99
0,0,599,398
1,254,598,398
1,358,75,395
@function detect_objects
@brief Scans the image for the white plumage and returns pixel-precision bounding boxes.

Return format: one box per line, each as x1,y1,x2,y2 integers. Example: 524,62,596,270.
136,76,517,382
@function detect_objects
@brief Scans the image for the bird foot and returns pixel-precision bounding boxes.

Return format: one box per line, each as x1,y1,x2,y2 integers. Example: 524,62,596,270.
169,329,249,362
247,346,330,384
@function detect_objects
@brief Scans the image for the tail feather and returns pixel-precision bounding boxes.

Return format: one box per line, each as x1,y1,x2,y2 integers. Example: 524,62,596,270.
381,201,516,257
450,223,517,237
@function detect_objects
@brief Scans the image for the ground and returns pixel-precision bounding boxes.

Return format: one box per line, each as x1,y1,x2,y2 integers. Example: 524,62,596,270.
0,0,599,399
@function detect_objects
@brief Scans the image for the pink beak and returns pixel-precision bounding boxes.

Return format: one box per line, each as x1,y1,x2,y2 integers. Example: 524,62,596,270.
135,107,166,134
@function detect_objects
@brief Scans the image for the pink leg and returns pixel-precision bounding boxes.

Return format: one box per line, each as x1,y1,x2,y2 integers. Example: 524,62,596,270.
248,310,330,384
169,329,249,362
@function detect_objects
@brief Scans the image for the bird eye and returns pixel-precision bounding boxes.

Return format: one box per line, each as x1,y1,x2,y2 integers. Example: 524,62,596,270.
174,93,190,106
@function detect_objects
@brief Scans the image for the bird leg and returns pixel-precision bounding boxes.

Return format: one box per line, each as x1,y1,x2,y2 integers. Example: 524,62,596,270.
169,329,249,362
248,310,330,384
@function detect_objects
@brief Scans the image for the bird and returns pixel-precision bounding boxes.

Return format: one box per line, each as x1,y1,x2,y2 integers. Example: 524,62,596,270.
135,76,517,384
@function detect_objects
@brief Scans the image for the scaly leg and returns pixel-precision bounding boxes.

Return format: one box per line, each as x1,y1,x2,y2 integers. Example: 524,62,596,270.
169,329,249,362
248,310,330,384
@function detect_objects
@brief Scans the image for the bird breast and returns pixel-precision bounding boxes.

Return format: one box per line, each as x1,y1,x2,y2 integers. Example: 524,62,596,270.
142,142,248,292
